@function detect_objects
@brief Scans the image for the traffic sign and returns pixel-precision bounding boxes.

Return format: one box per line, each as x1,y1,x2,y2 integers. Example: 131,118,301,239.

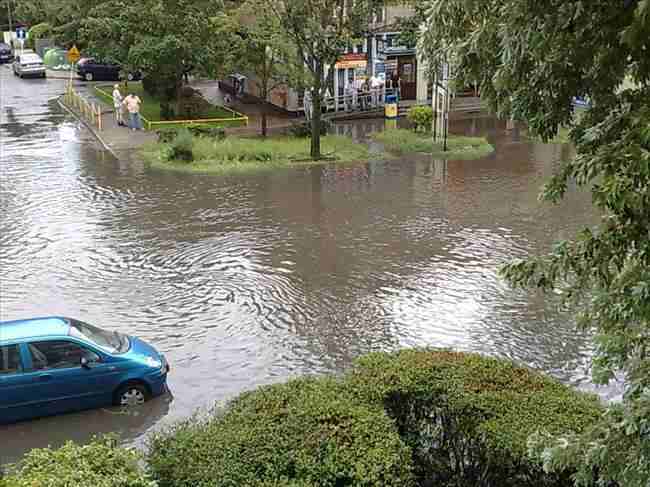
16,28,26,40
67,45,81,64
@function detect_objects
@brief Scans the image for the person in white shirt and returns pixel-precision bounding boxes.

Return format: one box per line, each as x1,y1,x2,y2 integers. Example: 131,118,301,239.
112,84,124,127
303,89,313,121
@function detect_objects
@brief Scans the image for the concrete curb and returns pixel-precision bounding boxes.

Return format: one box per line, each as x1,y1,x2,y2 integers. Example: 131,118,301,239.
56,95,119,159
46,71,74,80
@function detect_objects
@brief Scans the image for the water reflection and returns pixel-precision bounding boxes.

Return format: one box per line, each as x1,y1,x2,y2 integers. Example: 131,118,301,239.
1,65,610,463
0,395,172,465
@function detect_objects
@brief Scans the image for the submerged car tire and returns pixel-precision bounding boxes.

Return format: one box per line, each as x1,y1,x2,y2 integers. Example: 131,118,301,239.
114,382,150,407
127,72,134,81
85,72,93,82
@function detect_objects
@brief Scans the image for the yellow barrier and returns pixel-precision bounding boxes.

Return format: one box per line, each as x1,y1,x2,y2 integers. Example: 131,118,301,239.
64,86,102,131
93,86,248,131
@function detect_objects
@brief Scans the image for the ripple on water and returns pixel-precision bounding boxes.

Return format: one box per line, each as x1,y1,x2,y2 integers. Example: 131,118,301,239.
0,76,618,463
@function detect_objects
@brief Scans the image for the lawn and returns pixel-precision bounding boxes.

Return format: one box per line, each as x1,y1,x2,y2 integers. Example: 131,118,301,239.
94,83,241,128
141,134,375,175
372,128,495,159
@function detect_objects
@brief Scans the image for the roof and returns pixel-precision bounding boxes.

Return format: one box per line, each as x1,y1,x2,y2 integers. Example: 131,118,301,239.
0,317,71,344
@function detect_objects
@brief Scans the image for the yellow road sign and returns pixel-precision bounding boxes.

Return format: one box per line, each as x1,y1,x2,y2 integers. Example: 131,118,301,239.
67,45,81,64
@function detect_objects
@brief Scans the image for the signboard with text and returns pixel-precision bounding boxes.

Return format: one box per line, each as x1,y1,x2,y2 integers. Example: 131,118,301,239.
335,53,367,70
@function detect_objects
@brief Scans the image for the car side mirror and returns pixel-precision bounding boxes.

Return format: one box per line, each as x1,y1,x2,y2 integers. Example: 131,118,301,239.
81,357,91,369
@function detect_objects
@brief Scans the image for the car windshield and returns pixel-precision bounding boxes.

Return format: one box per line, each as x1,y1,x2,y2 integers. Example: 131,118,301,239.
68,319,129,354
22,56,41,64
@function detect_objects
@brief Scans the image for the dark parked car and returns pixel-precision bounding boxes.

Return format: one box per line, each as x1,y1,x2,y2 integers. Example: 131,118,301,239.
0,42,14,64
77,57,141,82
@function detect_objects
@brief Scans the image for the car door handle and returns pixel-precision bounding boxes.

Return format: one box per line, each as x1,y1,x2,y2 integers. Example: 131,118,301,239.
38,374,54,382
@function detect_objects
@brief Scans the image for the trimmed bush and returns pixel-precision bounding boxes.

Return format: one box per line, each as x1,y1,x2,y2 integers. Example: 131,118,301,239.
169,129,194,162
157,125,225,144
156,128,178,143
147,377,415,487
347,350,604,487
407,106,433,132
187,124,226,139
2,436,154,487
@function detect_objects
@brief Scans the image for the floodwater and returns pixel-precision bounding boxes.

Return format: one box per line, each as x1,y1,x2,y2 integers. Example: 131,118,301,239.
0,66,608,465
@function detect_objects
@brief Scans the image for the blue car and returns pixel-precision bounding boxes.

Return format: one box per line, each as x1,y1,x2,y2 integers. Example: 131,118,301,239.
0,317,169,424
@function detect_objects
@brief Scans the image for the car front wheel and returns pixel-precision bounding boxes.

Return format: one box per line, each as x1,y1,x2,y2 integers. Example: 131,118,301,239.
114,382,149,407
85,72,93,82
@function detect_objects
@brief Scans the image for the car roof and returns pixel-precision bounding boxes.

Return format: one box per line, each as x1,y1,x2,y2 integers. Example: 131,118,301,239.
0,317,71,344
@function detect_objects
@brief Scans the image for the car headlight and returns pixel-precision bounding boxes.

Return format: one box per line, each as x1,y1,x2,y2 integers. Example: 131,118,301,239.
144,356,162,368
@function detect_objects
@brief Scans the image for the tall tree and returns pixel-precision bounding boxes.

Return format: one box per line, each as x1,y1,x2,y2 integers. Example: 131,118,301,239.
232,0,303,137
14,0,107,46
267,0,379,159
81,0,232,117
421,0,650,485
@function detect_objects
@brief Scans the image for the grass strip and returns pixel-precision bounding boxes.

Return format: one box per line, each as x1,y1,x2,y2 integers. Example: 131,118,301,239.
141,134,376,175
373,128,494,159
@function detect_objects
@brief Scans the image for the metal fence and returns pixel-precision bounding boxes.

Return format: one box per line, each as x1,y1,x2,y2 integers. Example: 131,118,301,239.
64,86,103,131
321,87,400,114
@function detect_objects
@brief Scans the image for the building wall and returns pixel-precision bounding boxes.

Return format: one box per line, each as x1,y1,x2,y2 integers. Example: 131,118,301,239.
240,4,426,112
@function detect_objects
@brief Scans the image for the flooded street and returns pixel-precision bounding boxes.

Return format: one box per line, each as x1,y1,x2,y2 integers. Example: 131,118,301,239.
1,65,605,464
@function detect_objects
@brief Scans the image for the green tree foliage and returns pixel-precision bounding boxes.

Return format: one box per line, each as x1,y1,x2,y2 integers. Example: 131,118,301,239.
230,0,303,137
14,0,106,46
2,436,155,487
80,0,232,117
147,350,600,487
421,0,650,484
265,0,380,159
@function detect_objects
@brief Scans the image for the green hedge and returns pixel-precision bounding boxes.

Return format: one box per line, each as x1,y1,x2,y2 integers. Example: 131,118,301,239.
3,351,602,487
2,437,154,487
147,376,415,487
347,350,603,486
148,350,602,487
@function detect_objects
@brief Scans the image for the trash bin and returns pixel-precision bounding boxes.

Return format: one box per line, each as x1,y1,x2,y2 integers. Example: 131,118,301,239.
384,94,398,119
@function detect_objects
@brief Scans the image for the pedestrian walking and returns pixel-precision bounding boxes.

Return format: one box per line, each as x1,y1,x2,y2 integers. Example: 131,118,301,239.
112,84,124,126
303,89,313,122
123,93,143,131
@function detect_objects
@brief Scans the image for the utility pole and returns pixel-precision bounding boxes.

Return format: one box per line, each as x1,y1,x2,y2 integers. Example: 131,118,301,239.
442,62,449,152
6,0,14,32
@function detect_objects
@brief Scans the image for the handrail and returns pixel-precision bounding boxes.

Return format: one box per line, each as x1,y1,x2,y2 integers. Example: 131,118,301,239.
64,86,103,131
319,87,400,114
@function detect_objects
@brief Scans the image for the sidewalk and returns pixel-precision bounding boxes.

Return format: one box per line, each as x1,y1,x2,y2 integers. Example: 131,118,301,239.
46,69,73,80
191,80,301,136
61,90,155,158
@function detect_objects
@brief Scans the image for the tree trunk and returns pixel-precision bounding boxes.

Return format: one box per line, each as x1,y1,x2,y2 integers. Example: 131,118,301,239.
310,63,323,160
261,112,268,138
